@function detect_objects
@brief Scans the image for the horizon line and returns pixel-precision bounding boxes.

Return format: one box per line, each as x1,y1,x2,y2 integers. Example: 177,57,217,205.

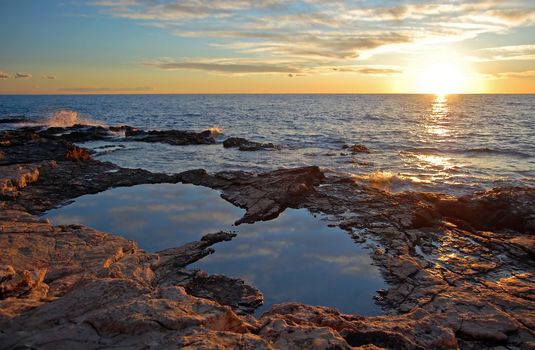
1,92,535,96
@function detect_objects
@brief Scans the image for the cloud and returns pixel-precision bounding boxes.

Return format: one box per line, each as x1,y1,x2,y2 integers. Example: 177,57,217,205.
331,66,403,75
14,72,32,79
95,0,286,21
0,71,10,80
485,70,535,79
474,44,535,61
93,0,535,74
42,75,57,80
145,58,302,74
214,32,412,60
60,86,154,92
146,57,402,77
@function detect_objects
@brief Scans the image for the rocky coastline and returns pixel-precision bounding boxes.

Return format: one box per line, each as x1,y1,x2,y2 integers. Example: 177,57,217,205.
0,124,533,349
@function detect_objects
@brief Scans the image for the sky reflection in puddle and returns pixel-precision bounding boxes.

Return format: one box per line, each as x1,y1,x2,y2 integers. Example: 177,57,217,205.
44,183,385,315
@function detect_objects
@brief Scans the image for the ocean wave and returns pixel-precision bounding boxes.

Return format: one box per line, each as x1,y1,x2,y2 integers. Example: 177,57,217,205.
350,171,426,192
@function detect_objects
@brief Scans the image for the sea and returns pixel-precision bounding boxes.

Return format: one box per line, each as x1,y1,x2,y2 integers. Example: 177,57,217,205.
2,93,534,315
1,94,533,195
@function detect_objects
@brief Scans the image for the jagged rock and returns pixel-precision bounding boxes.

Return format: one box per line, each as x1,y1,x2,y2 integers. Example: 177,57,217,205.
259,304,458,350
0,130,78,165
0,279,268,349
433,187,535,232
38,124,112,142
64,145,92,162
181,166,325,224
185,271,264,315
0,163,43,199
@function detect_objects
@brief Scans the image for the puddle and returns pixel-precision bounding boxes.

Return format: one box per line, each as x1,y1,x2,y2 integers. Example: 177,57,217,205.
44,183,386,315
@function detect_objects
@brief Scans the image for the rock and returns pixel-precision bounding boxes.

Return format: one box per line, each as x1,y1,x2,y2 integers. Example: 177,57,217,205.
1,122,534,349
0,279,268,349
0,129,78,165
38,124,112,142
0,117,32,124
433,187,535,232
223,137,280,151
127,129,215,145
156,232,237,270
0,163,43,199
259,304,458,350
64,145,92,162
10,160,180,214
185,271,264,315
182,166,325,224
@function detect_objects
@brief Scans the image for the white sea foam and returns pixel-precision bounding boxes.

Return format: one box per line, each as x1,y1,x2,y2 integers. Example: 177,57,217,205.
207,126,224,137
352,171,425,192
42,110,106,128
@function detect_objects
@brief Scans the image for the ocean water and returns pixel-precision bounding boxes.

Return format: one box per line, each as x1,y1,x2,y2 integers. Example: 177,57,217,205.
1,94,534,194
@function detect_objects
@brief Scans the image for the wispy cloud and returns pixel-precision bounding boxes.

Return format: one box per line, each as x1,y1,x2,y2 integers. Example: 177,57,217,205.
42,75,57,80
330,66,403,76
474,44,535,61
14,72,32,79
145,57,402,76
145,58,302,74
485,70,535,79
0,71,10,80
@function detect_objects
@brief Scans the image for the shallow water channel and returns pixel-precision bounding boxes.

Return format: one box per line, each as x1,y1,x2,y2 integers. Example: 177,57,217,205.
44,183,386,315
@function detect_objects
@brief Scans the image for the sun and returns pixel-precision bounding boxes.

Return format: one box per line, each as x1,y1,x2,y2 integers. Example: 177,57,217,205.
418,63,467,94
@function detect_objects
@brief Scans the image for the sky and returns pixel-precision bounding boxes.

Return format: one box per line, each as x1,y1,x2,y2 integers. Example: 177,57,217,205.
0,0,534,94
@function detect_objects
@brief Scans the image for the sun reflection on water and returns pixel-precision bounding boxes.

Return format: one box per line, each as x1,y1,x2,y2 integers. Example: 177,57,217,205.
393,94,469,190
426,94,451,138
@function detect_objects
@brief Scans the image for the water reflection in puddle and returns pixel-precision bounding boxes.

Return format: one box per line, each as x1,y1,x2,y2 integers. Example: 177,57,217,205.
44,183,385,315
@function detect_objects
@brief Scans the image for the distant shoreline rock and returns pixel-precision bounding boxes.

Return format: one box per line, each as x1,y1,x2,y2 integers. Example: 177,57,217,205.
223,137,281,151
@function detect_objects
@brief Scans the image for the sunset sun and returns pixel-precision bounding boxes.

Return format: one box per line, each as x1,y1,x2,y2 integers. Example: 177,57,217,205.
418,63,467,94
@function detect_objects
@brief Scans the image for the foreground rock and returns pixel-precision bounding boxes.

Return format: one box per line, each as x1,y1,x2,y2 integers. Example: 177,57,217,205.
0,209,265,348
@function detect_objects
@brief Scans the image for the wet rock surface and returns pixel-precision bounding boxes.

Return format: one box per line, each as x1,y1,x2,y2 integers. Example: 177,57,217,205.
178,166,325,224
125,128,216,145
1,124,534,349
